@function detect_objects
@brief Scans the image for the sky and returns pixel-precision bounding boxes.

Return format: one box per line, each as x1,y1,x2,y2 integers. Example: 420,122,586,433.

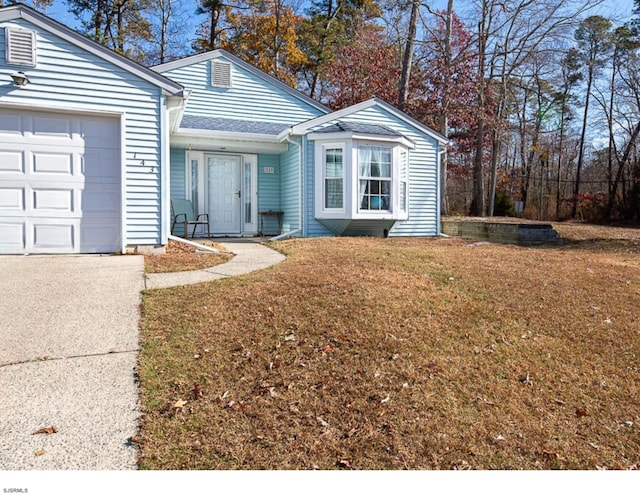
43,0,639,43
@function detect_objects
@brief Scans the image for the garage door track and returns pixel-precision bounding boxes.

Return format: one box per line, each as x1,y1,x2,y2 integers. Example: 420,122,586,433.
0,255,144,469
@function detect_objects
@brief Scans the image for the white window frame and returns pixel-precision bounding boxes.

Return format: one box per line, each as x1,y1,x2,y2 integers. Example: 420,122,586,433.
315,142,348,218
357,144,393,213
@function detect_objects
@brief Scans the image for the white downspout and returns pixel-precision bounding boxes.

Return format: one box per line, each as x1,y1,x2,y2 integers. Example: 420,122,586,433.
437,146,447,236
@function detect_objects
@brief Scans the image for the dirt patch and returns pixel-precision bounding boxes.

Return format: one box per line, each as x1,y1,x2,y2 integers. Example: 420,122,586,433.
144,240,233,273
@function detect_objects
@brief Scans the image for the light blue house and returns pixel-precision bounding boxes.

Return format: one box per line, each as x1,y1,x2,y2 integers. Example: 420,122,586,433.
155,51,447,240
0,4,447,255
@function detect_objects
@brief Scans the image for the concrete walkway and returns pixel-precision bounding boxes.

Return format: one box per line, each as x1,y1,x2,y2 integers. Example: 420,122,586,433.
144,239,286,289
0,240,284,470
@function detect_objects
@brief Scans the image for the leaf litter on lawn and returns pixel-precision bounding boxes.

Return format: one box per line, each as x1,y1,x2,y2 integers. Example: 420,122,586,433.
138,225,640,470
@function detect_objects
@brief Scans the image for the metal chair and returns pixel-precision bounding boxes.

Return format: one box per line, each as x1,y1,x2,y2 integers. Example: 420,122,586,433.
171,199,211,238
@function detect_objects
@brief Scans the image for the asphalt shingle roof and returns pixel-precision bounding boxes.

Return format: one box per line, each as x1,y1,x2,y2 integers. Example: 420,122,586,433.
180,115,291,135
315,121,402,137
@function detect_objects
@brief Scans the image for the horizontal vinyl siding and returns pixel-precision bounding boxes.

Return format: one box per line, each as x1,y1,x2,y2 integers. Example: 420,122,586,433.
258,154,280,211
0,19,165,246
305,138,334,237
280,141,301,233
160,59,324,125
170,147,186,200
306,107,439,237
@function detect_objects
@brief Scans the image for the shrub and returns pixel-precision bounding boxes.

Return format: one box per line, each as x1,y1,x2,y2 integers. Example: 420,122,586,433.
494,191,517,217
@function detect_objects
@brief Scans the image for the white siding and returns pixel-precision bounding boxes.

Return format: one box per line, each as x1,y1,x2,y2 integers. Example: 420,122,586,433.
160,58,323,125
0,19,165,246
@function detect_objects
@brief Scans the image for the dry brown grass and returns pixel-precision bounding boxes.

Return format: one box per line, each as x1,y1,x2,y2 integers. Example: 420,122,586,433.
138,224,640,470
144,240,233,273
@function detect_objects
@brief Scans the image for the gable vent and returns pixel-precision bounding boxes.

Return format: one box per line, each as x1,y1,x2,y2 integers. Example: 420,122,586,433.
6,28,36,67
211,61,231,88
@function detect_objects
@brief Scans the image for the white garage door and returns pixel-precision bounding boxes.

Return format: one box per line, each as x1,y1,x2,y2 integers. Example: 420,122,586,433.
0,109,121,254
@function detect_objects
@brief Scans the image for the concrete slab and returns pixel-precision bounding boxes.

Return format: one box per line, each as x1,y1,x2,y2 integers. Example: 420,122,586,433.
0,255,143,470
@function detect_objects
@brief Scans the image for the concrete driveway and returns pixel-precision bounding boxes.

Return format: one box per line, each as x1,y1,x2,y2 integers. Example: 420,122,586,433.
0,255,144,470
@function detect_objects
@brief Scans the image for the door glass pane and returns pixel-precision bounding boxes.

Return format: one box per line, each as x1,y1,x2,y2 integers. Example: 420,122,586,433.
244,162,251,224
191,159,198,211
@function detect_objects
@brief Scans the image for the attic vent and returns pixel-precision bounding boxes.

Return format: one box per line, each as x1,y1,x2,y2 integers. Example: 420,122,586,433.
211,61,231,88
6,28,36,67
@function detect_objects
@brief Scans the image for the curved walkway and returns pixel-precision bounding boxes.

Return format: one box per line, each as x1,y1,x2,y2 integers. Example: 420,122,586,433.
144,239,286,290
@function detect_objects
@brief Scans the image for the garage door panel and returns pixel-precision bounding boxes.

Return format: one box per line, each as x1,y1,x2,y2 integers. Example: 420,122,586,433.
0,151,24,172
83,148,120,182
32,221,76,251
81,187,118,214
0,188,24,210
32,188,75,212
0,113,22,134
0,109,121,254
0,222,25,252
31,114,73,137
32,152,74,175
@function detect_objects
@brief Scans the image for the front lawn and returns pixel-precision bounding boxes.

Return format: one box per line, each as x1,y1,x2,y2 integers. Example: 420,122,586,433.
137,225,640,469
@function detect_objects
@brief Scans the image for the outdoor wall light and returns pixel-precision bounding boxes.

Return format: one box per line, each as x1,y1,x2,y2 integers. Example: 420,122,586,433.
11,71,30,87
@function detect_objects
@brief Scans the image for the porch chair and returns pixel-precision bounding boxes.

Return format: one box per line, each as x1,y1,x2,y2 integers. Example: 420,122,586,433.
171,199,211,238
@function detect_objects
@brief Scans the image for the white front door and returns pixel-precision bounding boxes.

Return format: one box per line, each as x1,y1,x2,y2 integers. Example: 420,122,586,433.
207,154,242,234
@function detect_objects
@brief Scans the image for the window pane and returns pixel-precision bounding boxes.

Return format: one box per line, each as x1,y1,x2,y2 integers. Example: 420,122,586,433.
325,178,343,208
324,147,343,209
244,162,252,223
358,146,391,211
191,159,199,212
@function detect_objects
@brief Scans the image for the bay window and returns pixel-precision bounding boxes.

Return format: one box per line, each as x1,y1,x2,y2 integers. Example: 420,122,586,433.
313,129,412,222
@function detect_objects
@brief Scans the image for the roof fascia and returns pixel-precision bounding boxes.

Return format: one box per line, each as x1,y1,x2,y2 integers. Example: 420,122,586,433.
0,4,184,96
174,127,282,144
287,100,378,137
307,130,415,149
370,97,449,145
287,98,449,146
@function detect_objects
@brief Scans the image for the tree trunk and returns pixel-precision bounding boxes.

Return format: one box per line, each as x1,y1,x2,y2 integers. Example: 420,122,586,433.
398,0,419,111
608,120,640,214
440,0,454,216
470,8,487,217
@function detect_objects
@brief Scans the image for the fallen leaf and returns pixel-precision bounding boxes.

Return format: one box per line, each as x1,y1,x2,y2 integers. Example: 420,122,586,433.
173,399,187,409
32,426,57,435
576,408,587,417
128,435,142,445
337,457,352,468
284,333,296,342
519,372,532,385
380,394,390,404
317,416,329,428
34,449,46,456
193,383,203,400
